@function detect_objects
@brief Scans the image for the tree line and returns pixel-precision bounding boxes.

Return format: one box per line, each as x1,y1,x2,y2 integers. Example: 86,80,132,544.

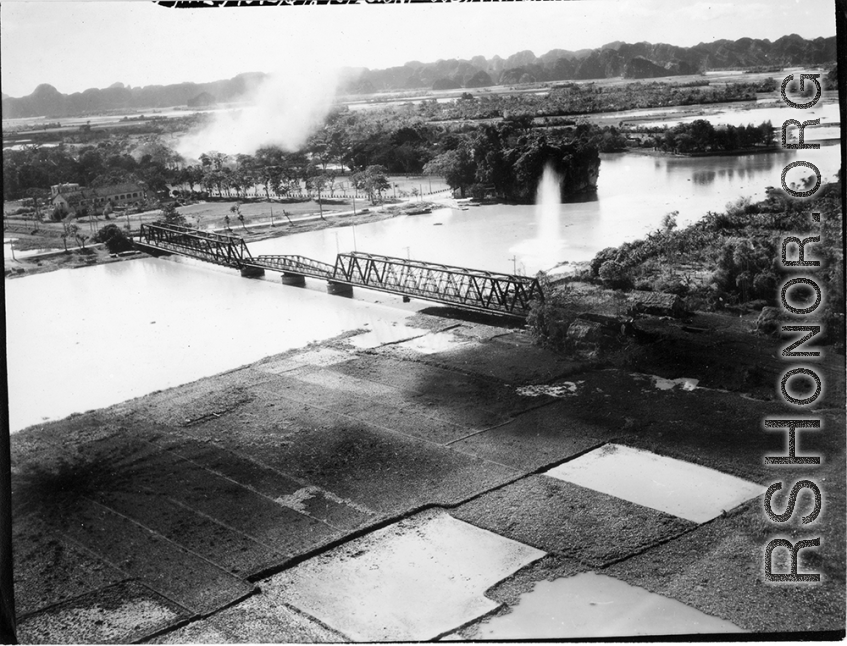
632,119,775,154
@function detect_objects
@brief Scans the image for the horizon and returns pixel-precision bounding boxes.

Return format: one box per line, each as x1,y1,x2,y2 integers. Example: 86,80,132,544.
3,30,838,101
1,0,838,99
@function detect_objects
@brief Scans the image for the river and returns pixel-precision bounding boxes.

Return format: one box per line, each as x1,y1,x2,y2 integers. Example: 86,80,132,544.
4,136,841,432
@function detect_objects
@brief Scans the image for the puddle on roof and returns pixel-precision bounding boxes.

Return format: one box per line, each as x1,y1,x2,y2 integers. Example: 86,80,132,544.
546,444,766,524
261,509,544,641
348,322,430,349
463,572,745,639
632,373,699,391
397,330,473,354
256,347,356,374
517,381,583,397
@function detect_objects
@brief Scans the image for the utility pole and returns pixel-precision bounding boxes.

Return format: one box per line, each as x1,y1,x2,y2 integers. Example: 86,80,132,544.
509,255,517,274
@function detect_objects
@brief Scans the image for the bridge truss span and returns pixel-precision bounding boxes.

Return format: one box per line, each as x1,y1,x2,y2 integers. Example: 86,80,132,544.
138,224,253,268
334,252,543,317
251,255,335,279
135,225,544,318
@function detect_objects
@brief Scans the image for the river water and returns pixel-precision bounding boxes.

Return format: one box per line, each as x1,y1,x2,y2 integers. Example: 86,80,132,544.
251,142,841,275
4,131,841,432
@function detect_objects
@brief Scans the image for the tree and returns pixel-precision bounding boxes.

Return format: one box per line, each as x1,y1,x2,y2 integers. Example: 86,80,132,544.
352,165,390,205
307,174,329,220
423,148,476,197
230,204,247,231
660,211,678,233
94,223,133,253
155,202,187,227
65,222,89,250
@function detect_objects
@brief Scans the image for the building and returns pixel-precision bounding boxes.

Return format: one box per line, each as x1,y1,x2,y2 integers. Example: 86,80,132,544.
51,182,148,216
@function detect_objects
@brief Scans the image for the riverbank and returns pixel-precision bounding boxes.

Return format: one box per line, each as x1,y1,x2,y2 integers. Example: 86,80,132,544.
9,301,845,642
3,199,443,280
626,145,780,158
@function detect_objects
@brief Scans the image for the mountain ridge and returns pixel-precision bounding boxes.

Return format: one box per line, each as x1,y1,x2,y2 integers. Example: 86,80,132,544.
2,34,836,119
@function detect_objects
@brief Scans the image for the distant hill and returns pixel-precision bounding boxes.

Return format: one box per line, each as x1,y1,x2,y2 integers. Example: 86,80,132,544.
2,72,266,119
347,34,835,92
2,34,836,118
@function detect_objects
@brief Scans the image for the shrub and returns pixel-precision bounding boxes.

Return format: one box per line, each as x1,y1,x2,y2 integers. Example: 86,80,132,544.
94,224,133,254
598,260,633,289
590,247,619,276
752,271,778,301
652,276,689,296
527,283,580,352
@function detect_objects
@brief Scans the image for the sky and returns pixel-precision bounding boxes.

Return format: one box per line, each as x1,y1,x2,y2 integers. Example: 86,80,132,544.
0,0,840,98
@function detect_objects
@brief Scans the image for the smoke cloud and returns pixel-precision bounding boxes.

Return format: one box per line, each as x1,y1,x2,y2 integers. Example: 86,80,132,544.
177,61,342,160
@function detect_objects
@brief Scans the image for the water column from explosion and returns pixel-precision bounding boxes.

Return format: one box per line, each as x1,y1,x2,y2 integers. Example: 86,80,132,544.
536,163,562,244
512,162,567,272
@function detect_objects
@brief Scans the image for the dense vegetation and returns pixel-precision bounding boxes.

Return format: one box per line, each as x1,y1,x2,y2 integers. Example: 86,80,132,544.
528,180,843,352
586,181,843,323
4,106,603,205
422,78,777,122
635,119,775,154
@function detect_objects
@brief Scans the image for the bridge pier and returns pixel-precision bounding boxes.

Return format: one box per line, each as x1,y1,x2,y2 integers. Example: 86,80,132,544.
240,266,265,278
326,280,353,297
281,272,306,287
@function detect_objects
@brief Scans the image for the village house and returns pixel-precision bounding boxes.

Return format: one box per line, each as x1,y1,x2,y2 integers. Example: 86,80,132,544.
51,181,148,216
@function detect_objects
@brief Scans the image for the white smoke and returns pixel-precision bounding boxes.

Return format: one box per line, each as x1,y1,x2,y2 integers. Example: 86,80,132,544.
177,61,342,159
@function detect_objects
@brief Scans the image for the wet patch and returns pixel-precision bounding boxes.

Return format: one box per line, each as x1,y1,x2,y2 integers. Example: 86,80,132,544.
17,580,191,645
276,485,374,530
464,572,745,639
517,381,582,397
262,509,545,641
546,444,766,524
452,476,693,566
396,330,474,354
347,322,430,349
632,372,699,391
254,347,356,374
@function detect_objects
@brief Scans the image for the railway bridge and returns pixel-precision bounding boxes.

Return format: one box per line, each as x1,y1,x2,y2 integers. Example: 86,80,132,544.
136,223,543,318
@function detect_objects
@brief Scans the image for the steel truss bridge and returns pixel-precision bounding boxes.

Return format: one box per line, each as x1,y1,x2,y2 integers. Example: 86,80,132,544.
137,224,543,317
138,224,252,268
